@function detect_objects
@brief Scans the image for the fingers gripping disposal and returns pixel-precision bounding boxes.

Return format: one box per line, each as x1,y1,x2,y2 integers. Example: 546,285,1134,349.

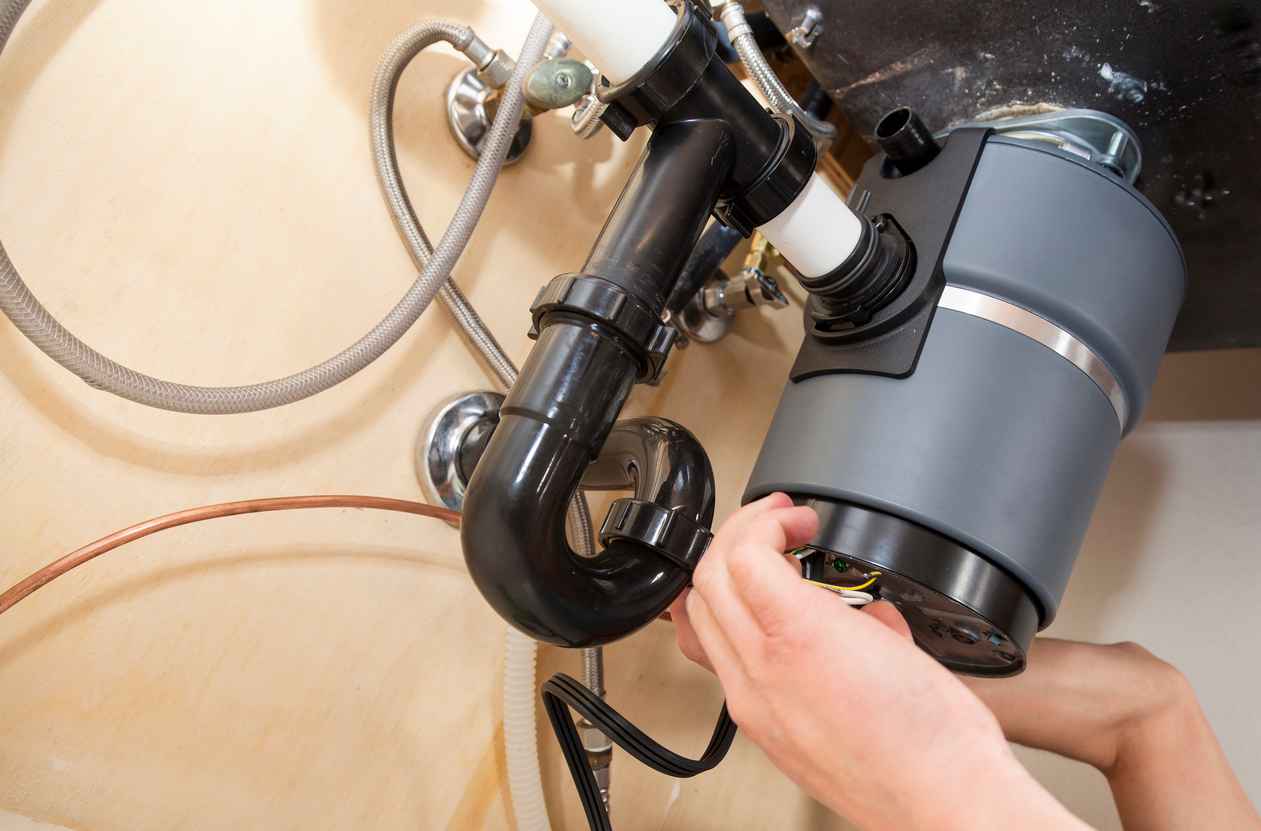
746,108,1186,676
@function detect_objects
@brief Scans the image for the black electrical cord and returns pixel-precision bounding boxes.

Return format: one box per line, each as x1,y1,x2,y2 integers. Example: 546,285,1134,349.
543,672,738,831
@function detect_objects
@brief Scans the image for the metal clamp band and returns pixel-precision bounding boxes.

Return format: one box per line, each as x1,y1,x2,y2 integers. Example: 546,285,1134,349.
937,285,1128,430
600,497,713,573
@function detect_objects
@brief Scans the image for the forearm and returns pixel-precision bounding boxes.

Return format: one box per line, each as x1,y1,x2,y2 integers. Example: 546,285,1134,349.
966,639,1261,830
967,751,1092,831
794,713,1087,831
1109,679,1261,830
879,742,1088,831
964,639,1165,770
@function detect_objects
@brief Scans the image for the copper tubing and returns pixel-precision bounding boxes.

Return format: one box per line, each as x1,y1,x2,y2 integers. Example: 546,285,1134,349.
0,496,460,617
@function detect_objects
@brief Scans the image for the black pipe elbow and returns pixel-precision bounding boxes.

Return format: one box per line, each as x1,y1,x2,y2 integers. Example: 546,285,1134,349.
459,116,734,646
462,406,714,646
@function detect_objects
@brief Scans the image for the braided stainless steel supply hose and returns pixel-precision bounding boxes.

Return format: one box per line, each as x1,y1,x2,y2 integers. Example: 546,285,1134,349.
718,2,836,151
578,645,613,810
368,21,517,388
0,4,546,414
371,20,521,389
369,19,568,831
370,14,607,823
369,14,596,582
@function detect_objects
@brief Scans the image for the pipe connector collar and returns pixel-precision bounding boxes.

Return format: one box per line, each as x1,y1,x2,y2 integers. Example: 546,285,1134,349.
600,498,713,572
596,0,718,140
714,113,817,236
530,274,679,383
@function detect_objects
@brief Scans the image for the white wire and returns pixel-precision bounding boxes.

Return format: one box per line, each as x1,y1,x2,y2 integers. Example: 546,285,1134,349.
791,549,877,606
837,590,874,607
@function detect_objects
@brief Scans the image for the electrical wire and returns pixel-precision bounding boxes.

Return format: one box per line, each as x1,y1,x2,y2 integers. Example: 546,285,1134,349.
792,548,882,595
0,496,459,617
838,573,881,593
543,558,881,829
805,582,875,607
543,673,737,831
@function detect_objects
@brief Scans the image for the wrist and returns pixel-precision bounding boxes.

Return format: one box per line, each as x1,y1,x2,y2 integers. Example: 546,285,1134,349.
846,720,1080,831
933,741,1082,831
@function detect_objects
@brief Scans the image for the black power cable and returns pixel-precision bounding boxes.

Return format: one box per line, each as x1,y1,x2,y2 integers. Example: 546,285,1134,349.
542,673,738,831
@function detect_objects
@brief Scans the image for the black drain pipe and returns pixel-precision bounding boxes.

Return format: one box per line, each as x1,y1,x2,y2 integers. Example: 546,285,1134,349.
461,0,821,646
462,120,733,646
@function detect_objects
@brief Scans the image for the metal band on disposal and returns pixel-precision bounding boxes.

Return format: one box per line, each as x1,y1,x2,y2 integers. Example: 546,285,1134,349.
937,285,1128,431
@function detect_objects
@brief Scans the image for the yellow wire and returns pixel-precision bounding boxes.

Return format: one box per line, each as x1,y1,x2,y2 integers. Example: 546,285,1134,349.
842,573,881,592
805,573,881,594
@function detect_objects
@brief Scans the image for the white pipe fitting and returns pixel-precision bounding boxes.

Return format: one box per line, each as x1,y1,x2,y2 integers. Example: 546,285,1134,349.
528,1,863,281
529,0,675,84
758,173,864,278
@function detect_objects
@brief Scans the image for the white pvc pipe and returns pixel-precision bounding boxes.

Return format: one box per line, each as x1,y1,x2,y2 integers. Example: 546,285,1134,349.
758,173,863,278
529,0,675,84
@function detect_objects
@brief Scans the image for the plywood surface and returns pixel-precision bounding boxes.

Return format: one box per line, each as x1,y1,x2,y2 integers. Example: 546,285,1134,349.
1,2,1258,829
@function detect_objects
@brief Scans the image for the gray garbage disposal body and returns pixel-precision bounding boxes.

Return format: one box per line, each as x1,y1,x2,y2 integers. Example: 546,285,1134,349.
745,135,1185,676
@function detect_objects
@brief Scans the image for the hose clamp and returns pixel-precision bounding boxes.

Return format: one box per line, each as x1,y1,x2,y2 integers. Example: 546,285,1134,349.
596,0,718,140
600,498,713,573
529,274,679,384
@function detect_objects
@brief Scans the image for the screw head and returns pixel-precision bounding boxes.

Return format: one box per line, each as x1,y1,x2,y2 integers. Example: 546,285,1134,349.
788,7,824,48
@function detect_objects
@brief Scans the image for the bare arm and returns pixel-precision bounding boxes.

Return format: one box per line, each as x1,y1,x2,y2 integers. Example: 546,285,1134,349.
965,639,1261,831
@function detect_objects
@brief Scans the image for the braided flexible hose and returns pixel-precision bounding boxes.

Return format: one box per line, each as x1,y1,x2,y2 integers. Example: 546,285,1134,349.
368,14,596,573
719,2,836,152
369,20,520,390
0,6,548,414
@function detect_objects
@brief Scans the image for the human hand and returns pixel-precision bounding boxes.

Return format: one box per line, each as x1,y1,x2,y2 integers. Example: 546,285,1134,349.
669,493,1086,830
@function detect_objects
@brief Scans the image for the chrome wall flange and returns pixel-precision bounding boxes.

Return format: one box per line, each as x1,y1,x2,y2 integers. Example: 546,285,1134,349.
417,390,505,516
446,68,532,164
